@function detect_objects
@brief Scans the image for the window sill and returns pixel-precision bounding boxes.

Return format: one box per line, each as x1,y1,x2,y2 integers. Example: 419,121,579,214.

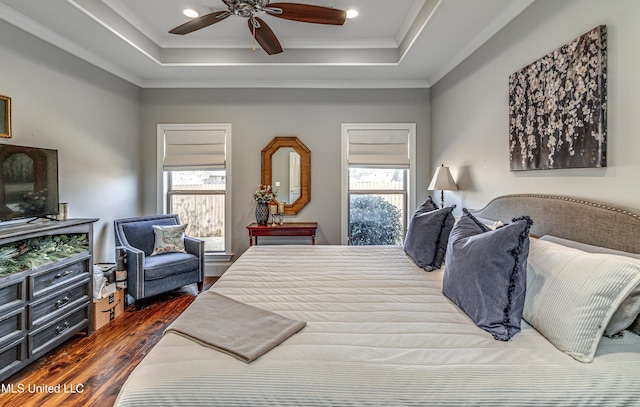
205,252,234,263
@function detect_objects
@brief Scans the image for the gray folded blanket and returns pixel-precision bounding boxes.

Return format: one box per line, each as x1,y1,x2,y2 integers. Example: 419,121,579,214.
164,291,306,363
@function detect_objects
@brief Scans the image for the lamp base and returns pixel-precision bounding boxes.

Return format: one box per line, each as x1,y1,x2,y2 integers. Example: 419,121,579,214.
440,190,445,209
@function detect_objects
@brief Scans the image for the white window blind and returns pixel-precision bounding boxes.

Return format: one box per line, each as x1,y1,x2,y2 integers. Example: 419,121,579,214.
347,129,410,168
163,130,226,170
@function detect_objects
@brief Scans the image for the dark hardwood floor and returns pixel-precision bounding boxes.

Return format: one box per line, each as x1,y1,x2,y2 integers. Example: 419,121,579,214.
0,277,218,407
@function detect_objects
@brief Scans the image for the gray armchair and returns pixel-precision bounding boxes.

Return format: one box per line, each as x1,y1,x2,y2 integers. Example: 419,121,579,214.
114,214,204,307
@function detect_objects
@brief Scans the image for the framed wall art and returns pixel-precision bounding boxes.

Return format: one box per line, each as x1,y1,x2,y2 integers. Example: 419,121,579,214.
509,26,607,171
0,95,10,139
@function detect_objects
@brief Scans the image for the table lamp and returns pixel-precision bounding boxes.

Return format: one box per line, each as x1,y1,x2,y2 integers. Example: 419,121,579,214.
427,164,458,208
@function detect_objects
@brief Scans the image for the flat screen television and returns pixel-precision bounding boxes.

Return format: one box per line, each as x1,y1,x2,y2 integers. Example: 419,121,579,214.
0,144,59,222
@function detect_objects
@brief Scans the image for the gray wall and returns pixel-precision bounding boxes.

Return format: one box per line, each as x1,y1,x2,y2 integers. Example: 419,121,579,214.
141,88,430,258
0,20,142,262
431,0,640,213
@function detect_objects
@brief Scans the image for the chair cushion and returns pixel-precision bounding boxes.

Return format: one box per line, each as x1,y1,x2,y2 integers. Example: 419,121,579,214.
122,218,178,256
144,252,200,281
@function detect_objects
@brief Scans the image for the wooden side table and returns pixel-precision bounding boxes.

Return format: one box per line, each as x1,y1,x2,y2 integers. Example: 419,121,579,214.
247,222,318,246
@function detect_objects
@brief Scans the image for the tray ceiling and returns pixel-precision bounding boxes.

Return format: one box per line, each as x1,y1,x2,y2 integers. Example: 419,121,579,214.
0,0,536,88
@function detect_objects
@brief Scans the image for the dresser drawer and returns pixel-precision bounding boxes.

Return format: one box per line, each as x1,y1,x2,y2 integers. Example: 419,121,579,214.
0,277,26,314
32,258,89,298
29,279,90,328
29,305,89,357
0,307,25,345
0,337,26,379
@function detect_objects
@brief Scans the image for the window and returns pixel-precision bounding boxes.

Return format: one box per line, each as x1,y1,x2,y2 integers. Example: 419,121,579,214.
341,124,416,245
157,124,232,256
167,170,226,252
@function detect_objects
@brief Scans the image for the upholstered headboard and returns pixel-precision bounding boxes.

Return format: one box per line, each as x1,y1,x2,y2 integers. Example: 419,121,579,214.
471,194,640,254
472,194,640,335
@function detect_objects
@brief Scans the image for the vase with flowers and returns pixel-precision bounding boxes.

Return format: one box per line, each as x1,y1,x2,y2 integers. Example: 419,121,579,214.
252,184,277,225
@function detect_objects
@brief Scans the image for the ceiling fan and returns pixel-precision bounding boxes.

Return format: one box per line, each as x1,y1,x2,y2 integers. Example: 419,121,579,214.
169,1,347,55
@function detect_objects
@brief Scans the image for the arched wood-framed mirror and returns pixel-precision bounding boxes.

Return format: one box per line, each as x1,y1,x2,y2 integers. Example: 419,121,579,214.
261,136,310,216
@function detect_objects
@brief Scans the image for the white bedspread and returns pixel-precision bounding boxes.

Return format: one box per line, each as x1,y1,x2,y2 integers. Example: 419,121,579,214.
115,245,640,406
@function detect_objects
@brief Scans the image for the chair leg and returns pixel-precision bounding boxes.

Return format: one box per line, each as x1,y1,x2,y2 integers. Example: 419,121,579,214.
197,281,204,292
135,299,144,310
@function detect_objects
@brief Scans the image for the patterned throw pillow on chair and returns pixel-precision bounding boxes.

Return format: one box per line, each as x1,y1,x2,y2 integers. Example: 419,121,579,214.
151,224,188,256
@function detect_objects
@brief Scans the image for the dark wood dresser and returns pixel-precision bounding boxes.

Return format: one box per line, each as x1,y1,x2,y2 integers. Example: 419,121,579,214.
0,218,97,382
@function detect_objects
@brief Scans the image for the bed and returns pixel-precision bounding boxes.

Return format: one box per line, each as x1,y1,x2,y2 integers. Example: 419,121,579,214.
115,194,640,406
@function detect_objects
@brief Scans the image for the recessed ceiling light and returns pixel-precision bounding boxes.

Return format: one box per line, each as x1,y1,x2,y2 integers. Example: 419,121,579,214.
346,9,359,19
183,9,199,18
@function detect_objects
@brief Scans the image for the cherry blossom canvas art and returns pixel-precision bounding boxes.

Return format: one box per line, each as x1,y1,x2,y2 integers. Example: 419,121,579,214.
509,26,607,171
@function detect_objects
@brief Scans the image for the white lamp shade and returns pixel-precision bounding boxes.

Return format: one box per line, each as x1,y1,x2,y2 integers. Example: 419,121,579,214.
427,166,458,191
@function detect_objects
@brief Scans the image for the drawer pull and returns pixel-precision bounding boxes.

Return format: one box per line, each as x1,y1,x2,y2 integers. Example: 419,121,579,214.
55,322,71,335
55,296,71,309
54,270,75,279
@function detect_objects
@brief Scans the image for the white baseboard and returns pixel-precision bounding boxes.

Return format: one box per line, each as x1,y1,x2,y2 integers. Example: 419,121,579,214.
204,254,234,277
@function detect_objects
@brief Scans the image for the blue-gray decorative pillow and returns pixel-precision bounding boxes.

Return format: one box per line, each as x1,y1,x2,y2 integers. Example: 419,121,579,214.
442,209,533,341
417,196,455,266
416,196,439,214
404,204,455,271
433,211,455,268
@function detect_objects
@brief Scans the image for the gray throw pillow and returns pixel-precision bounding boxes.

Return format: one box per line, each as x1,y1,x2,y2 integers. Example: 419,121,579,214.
416,196,439,214
404,205,455,271
419,196,455,266
442,209,533,341
433,212,455,267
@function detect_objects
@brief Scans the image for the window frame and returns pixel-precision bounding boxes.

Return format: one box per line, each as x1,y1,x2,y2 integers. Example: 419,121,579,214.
157,123,233,258
341,123,416,245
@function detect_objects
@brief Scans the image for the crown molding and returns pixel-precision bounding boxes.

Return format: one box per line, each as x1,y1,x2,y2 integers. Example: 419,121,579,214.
0,2,142,86
139,79,431,89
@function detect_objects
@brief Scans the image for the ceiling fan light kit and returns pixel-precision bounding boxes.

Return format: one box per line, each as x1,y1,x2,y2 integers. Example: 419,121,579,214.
182,9,200,18
169,0,347,55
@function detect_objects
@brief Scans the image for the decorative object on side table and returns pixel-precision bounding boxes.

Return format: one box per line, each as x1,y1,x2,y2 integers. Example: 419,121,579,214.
427,164,458,208
270,204,277,227
253,184,277,226
278,201,285,225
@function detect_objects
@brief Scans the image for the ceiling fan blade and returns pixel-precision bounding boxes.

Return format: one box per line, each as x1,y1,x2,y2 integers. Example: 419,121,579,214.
169,11,231,35
249,17,283,55
266,3,346,25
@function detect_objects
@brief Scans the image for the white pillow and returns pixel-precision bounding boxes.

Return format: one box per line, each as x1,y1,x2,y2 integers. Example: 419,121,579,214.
606,288,640,336
467,215,504,230
524,238,640,362
539,235,640,260
539,235,640,336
